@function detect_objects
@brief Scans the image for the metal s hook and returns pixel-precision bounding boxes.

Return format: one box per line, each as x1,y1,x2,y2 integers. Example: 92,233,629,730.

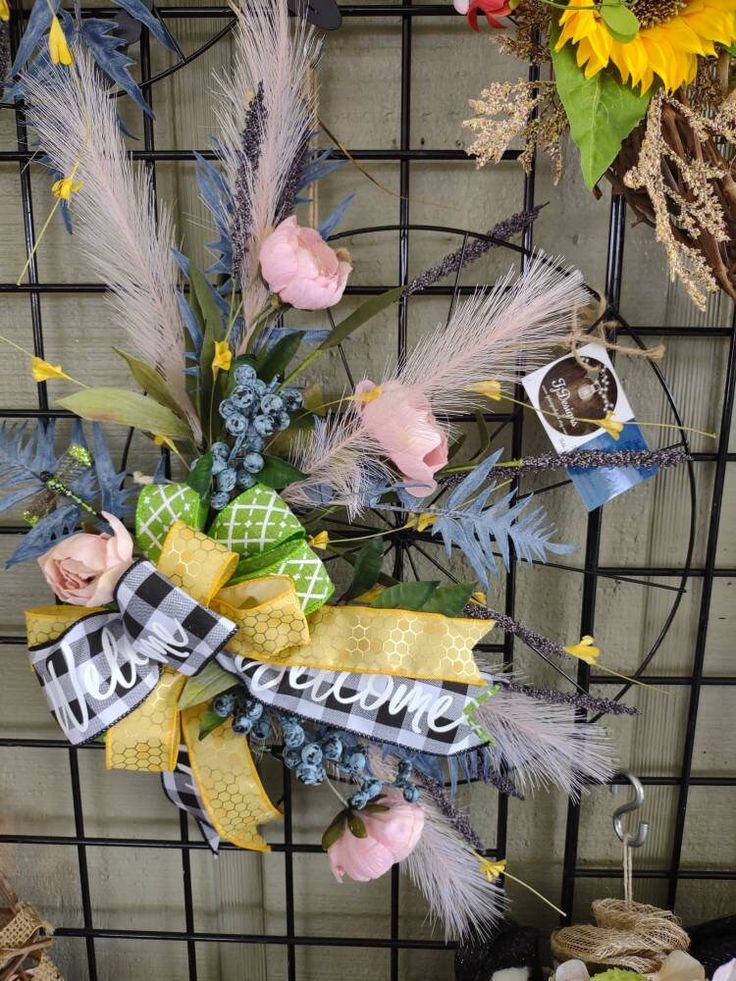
611,770,649,848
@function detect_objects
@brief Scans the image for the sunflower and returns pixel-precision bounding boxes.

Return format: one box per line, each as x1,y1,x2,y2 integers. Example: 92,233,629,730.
555,0,736,93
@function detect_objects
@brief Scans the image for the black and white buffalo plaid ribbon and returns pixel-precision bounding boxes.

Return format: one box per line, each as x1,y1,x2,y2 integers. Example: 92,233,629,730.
218,652,489,756
29,560,236,746
162,744,220,854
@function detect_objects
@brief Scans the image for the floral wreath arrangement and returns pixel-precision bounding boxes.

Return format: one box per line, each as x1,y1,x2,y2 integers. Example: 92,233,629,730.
1,0,698,940
458,0,736,310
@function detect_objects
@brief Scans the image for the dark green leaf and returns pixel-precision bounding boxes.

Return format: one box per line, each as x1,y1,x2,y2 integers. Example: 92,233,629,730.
198,707,228,740
344,537,385,601
363,803,390,814
321,811,348,851
257,455,307,490
57,388,193,441
319,286,404,351
599,2,639,43
186,451,213,502
370,581,439,611
258,332,304,382
114,348,188,421
347,812,367,838
190,264,227,436
551,21,651,189
421,582,476,617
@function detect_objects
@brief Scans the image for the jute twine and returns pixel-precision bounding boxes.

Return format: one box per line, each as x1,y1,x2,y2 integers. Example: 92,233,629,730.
551,837,690,975
0,874,63,981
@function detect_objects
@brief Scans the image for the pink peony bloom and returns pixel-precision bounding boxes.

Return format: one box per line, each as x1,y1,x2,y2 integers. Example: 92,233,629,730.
327,790,425,883
38,512,134,607
453,0,512,30
713,962,736,981
354,380,448,496
259,216,352,311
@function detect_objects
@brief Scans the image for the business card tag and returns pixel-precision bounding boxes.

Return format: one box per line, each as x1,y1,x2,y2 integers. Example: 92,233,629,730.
521,343,658,511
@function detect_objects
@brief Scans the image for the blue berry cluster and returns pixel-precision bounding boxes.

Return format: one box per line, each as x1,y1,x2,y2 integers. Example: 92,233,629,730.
213,689,272,742
392,759,420,803
209,364,304,511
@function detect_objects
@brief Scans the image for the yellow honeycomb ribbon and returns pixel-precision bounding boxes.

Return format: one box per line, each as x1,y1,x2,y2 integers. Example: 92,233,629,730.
181,705,282,852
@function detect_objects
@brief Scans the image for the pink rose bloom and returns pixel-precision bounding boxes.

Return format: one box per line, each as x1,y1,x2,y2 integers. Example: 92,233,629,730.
38,511,134,607
327,790,425,883
259,216,352,311
354,380,448,496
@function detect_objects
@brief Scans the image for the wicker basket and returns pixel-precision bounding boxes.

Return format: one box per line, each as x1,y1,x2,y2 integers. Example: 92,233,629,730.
0,874,62,981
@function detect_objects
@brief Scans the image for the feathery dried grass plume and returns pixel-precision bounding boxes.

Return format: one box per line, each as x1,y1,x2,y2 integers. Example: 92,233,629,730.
402,798,505,941
215,0,320,344
476,686,615,799
464,80,568,183
282,409,388,514
22,52,199,441
394,253,587,410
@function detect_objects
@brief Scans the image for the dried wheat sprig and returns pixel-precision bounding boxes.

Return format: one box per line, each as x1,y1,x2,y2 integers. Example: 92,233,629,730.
22,52,199,441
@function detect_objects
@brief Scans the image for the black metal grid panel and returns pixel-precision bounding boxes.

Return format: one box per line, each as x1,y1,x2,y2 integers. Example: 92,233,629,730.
0,3,734,979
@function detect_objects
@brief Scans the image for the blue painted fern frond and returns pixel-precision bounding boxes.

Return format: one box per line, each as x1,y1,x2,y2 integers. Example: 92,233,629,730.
431,452,575,588
6,502,81,567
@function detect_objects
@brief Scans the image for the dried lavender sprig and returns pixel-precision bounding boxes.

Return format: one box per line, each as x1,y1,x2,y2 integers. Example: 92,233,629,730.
500,680,639,717
405,205,544,295
420,778,487,849
230,83,266,276
445,447,689,488
275,125,312,226
482,766,524,800
0,20,9,91
463,603,570,663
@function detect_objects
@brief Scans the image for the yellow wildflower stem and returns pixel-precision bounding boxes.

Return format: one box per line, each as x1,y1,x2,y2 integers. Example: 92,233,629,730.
493,391,715,441
502,870,567,918
590,662,673,695
16,161,82,288
0,333,87,388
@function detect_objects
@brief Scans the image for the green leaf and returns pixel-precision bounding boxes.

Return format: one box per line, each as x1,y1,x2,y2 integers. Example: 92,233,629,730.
344,537,385,601
256,455,307,490
599,2,639,43
57,388,193,440
347,812,367,838
190,264,227,437
318,286,404,351
186,451,213,501
198,707,228,741
592,971,648,981
258,332,304,382
370,581,439,612
113,348,189,421
363,803,390,814
421,583,476,617
179,661,234,711
321,811,348,851
551,21,651,189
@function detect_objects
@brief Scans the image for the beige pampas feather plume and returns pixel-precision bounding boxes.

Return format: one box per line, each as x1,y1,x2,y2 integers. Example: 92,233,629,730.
23,52,200,443
215,0,320,347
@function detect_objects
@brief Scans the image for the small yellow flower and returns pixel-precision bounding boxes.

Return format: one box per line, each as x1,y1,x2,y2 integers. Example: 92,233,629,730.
477,856,507,882
48,15,73,66
31,357,72,383
466,380,503,402
153,434,177,452
471,590,487,606
308,530,330,551
353,384,383,405
404,512,437,533
212,341,232,374
564,635,602,665
51,174,83,201
581,412,624,440
0,0,10,22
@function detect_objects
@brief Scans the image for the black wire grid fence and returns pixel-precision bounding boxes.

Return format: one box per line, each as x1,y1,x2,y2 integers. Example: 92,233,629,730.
0,3,734,980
